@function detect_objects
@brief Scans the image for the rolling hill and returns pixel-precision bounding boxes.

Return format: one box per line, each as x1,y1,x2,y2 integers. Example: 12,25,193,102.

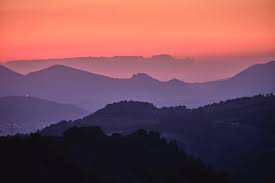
0,96,88,135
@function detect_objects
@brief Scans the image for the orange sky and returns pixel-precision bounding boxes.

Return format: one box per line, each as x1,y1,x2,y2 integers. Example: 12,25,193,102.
0,0,274,62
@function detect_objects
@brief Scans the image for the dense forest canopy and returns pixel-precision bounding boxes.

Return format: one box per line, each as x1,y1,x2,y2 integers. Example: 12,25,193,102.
0,127,229,183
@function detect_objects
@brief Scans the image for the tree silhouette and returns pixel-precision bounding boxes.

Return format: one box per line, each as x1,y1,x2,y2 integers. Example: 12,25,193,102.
0,126,229,183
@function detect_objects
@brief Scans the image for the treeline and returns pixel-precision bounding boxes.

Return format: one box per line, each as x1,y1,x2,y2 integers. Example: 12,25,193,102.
40,94,275,136
157,93,275,130
195,94,275,128
0,127,229,183
89,94,275,129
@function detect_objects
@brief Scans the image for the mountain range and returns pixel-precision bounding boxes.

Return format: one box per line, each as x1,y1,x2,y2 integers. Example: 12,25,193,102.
3,55,195,81
0,96,88,135
3,54,259,82
0,61,274,111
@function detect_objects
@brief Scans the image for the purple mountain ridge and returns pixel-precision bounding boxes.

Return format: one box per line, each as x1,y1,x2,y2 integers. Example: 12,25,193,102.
0,96,88,135
0,61,274,112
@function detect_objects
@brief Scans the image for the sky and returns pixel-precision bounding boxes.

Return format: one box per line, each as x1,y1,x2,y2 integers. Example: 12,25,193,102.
0,0,275,62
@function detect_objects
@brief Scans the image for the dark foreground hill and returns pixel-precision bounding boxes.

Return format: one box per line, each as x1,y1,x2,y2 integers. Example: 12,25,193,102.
0,127,228,183
41,94,275,136
41,94,275,183
0,96,88,135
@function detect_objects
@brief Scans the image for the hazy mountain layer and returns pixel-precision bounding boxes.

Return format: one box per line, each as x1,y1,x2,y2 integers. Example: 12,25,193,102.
4,55,270,82
0,96,88,135
0,61,274,111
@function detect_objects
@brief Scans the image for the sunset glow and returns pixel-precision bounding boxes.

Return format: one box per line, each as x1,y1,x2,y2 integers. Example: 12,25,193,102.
0,0,274,61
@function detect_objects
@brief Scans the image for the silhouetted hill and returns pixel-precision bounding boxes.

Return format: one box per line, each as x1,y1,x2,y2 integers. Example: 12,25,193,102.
0,127,229,183
216,61,275,95
150,54,175,60
41,95,275,183
0,96,88,135
232,61,275,82
131,73,158,81
41,94,275,135
0,65,24,96
88,101,158,120
0,65,22,79
27,64,112,80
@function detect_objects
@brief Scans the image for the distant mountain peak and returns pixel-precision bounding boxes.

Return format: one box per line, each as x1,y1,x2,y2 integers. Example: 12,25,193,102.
105,100,157,109
232,60,275,79
26,64,112,80
151,54,175,60
26,64,77,75
112,56,144,60
131,73,157,81
0,65,22,77
167,79,186,85
0,65,15,72
85,100,158,120
0,65,7,70
43,64,77,71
